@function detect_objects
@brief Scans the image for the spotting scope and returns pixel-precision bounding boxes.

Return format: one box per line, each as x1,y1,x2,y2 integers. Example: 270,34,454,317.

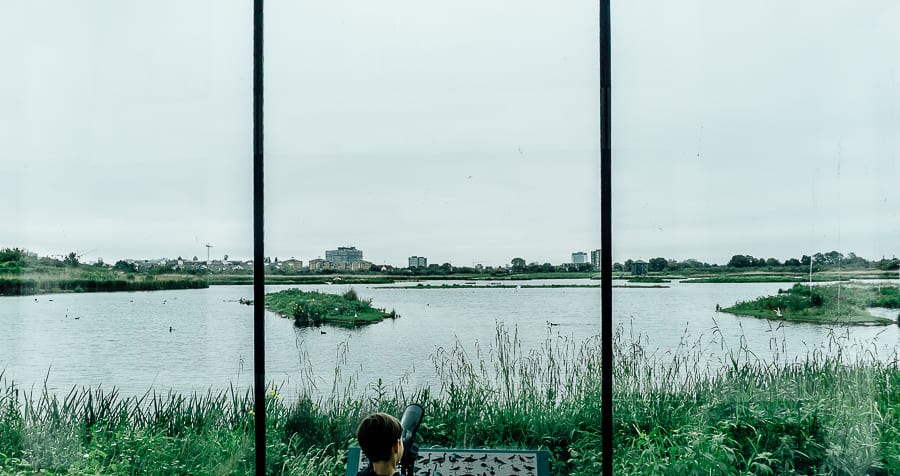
398,403,424,476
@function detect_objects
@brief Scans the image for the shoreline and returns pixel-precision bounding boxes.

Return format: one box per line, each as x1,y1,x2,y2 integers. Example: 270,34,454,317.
0,276,208,296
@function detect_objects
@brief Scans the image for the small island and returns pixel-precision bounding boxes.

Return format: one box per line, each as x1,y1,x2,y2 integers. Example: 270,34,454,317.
264,288,397,327
722,283,899,325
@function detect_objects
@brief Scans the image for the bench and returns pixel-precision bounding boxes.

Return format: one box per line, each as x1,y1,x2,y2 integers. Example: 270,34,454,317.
346,446,550,476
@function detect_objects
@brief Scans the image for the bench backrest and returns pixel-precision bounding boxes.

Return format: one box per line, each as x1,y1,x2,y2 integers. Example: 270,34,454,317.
346,446,550,476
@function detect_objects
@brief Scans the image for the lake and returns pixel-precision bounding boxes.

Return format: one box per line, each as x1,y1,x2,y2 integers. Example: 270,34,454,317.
2,279,898,401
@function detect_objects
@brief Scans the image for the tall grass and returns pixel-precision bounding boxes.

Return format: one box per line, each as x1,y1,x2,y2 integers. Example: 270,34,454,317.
0,276,208,296
3,323,900,475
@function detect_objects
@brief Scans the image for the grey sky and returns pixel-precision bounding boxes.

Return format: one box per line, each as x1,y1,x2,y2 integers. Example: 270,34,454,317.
3,1,899,267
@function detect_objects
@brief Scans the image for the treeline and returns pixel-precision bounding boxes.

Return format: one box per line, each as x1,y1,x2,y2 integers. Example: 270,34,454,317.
618,251,899,273
0,247,69,274
0,277,208,296
391,262,593,276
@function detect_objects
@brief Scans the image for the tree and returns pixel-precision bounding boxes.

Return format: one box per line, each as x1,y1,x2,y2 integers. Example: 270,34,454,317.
727,255,753,268
878,259,899,271
843,252,868,268
64,252,80,267
0,248,24,264
114,260,138,273
680,259,703,269
824,251,843,266
648,257,667,272
765,258,781,267
510,257,526,271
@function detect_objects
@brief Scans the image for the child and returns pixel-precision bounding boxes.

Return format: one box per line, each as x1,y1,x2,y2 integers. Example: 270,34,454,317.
356,412,404,476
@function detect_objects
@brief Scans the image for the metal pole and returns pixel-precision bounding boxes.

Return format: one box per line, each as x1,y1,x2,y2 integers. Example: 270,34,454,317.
599,1,613,475
252,0,266,474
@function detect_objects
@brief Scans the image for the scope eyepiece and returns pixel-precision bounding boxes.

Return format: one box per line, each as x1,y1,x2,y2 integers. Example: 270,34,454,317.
398,403,424,473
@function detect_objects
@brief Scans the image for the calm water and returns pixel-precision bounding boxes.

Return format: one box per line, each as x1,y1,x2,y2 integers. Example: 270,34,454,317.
1,279,898,400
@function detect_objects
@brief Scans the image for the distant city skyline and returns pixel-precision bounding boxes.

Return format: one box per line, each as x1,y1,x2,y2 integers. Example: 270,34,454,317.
12,243,896,271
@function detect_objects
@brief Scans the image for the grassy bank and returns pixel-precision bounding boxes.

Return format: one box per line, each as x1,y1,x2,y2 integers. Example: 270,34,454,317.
626,276,670,283
378,283,667,289
0,275,207,296
265,288,396,326
683,274,852,284
0,377,342,475
379,283,602,289
209,275,394,286
3,325,900,475
722,283,897,325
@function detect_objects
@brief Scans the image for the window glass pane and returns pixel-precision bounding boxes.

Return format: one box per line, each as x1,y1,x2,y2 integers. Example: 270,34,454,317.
266,1,600,474
614,2,900,473
1,2,255,472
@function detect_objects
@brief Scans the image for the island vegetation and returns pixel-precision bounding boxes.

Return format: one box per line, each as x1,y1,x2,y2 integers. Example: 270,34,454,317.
722,283,899,325
264,288,397,327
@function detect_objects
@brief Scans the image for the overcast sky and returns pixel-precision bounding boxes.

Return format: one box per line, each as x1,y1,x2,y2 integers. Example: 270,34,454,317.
3,1,899,266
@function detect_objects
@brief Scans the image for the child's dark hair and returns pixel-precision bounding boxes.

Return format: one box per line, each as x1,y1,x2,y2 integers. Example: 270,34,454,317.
357,412,402,462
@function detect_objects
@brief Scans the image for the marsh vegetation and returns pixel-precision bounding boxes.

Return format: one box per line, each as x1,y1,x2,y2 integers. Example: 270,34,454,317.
265,288,397,326
723,284,899,325
2,324,900,475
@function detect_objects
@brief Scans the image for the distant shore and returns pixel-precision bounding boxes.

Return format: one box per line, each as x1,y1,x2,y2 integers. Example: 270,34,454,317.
3,263,898,297
0,275,207,296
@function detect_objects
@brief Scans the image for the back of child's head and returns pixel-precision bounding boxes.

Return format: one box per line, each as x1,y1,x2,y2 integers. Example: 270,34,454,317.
357,412,402,462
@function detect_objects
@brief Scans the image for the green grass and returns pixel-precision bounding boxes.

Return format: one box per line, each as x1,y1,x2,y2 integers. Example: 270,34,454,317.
683,275,852,284
722,283,897,325
264,288,395,326
0,276,208,296
500,272,595,280
0,374,346,475
627,276,670,283
209,275,395,286
3,324,900,475
380,283,602,289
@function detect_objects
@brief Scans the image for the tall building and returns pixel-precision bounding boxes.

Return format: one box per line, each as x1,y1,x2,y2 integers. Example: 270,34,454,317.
408,256,427,268
325,246,363,265
590,249,601,267
572,252,588,264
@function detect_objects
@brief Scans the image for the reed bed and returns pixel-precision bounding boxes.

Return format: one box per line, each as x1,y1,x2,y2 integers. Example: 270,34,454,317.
2,323,900,475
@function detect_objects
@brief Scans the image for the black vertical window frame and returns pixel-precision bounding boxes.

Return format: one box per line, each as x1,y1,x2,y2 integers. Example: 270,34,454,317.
253,0,266,473
248,3,608,474
600,1,613,475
